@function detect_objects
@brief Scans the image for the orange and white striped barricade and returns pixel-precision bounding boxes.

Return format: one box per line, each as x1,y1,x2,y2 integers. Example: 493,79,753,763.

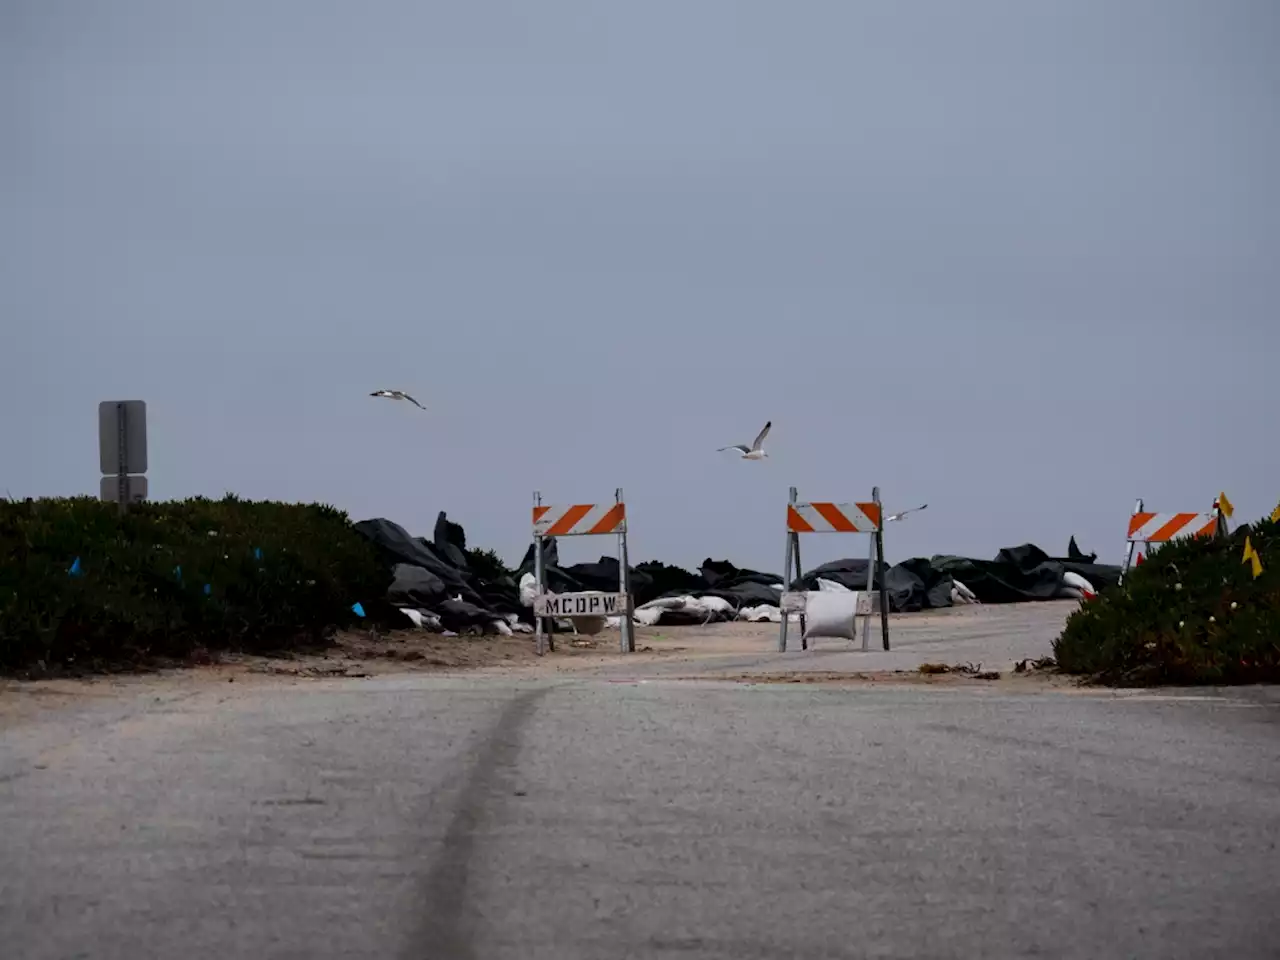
778,486,889,653
1119,497,1225,583
531,488,635,655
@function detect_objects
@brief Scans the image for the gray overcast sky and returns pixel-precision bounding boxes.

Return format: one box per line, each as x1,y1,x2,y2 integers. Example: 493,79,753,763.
3,0,1277,572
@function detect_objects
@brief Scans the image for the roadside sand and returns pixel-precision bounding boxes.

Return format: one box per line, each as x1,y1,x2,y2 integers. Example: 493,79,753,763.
0,602,1081,727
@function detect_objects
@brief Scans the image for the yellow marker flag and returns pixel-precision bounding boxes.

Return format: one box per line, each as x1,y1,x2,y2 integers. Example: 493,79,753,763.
1217,491,1234,519
1242,536,1263,579
1271,501,1280,523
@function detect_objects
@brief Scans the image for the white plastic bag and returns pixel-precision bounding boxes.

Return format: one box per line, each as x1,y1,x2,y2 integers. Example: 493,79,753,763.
519,572,538,608
816,578,853,593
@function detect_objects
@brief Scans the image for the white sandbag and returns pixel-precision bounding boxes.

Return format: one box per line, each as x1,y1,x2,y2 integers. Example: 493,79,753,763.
950,579,980,605
638,596,693,611
737,604,777,622
399,608,444,631
634,606,665,626
489,619,514,636
1061,571,1096,599
511,621,534,634
698,595,735,616
519,572,538,608
816,578,853,593
692,601,713,622
737,604,801,623
802,592,861,641
636,594,724,625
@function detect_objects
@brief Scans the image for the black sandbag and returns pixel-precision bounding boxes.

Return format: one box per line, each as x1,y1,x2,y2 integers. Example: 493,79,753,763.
796,558,872,591
890,557,955,612
798,561,922,612
1062,561,1121,592
526,564,584,594
635,561,705,603
794,558,956,613
354,518,480,602
432,511,469,570
387,563,449,608
930,553,1055,604
714,580,783,608
993,544,1067,594
564,556,655,602
436,597,501,631
699,559,781,589
925,575,956,609
1058,538,1122,591
1067,536,1096,563
514,539,583,594
516,537,561,577
995,542,1122,596
650,605,717,626
649,580,779,610
473,576,520,616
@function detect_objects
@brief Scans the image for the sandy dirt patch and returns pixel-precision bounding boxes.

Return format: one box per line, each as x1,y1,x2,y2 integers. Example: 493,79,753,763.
0,602,1083,726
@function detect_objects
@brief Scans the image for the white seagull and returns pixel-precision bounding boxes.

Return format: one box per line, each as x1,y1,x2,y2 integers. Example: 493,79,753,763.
369,389,426,410
886,504,928,523
718,421,772,460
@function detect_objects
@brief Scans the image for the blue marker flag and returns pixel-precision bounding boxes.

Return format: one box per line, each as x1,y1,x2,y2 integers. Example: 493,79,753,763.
253,547,262,561
68,557,82,576
174,565,182,581
203,583,212,596
351,602,366,618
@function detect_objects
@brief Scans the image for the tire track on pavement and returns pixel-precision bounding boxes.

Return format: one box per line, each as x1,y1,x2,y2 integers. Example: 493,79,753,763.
406,685,552,959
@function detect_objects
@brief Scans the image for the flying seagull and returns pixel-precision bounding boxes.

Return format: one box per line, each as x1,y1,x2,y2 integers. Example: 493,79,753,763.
718,421,771,460
369,389,425,410
886,504,928,523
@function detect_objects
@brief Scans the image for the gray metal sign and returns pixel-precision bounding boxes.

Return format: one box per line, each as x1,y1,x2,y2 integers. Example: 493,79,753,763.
534,591,630,618
100,475,148,505
99,401,148,476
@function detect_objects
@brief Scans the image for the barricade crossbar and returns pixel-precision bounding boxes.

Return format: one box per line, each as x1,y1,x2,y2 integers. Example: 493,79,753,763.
1120,497,1226,583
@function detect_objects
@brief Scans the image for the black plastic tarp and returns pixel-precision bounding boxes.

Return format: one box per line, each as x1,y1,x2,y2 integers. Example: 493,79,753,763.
358,512,1122,631
355,517,509,630
432,511,469,571
516,538,583,593
791,541,1121,613
354,518,474,597
387,563,448,609
792,557,947,612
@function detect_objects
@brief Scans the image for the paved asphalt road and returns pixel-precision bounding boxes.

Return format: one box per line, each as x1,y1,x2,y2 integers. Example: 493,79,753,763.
3,659,1279,959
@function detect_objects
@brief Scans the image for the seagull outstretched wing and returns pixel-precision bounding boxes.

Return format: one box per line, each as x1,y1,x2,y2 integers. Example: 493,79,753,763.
750,421,772,452
886,503,928,523
370,389,426,410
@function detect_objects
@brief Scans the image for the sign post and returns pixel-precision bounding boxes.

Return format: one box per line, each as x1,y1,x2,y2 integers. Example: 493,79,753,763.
99,400,148,513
